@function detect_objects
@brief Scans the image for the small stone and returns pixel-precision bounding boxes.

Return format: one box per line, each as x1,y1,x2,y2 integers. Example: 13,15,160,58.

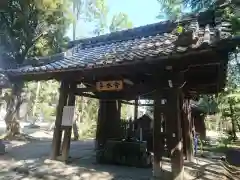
15,166,30,175
32,171,46,179
46,175,58,180
21,178,31,180
71,175,80,180
44,159,56,164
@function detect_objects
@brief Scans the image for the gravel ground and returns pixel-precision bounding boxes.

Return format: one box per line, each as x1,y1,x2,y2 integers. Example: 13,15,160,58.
0,128,238,180
0,139,231,180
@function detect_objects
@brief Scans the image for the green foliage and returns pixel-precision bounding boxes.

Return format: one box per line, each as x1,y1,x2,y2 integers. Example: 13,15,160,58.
85,0,133,35
177,25,183,33
222,2,240,35
109,13,133,32
77,97,99,139
121,104,130,120
157,0,182,20
72,0,133,139
196,95,219,114
217,130,236,147
25,80,59,120
0,0,72,62
87,0,109,35
157,0,240,34
0,1,71,133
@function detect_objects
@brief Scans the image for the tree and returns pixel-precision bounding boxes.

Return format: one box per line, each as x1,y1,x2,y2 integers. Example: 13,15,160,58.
217,53,240,139
72,0,83,40
87,0,109,35
87,0,133,35
0,0,71,137
25,80,59,120
70,0,133,141
71,0,95,40
156,0,182,20
109,13,133,32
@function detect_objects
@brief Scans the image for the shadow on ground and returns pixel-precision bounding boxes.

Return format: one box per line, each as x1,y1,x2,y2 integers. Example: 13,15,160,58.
2,129,240,180
1,138,235,180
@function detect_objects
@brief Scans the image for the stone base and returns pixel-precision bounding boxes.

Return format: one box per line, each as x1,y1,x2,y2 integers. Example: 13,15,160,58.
153,162,164,178
0,140,6,154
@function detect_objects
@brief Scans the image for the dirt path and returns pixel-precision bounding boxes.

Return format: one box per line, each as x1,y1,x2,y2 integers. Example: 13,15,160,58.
0,139,152,180
0,129,237,179
0,140,229,180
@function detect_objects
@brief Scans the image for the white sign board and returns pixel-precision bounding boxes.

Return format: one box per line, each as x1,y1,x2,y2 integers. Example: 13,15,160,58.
61,106,75,126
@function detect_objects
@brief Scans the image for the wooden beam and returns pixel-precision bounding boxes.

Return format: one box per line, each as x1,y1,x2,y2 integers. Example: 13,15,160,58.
61,83,76,162
72,74,184,100
70,87,96,93
51,81,68,160
75,92,98,99
120,100,154,106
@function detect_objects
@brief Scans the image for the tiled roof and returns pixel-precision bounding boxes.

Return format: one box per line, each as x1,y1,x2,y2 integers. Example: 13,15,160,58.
5,10,238,76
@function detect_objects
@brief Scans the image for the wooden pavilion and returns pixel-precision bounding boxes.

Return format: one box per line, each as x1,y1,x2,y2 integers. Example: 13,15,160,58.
3,8,239,180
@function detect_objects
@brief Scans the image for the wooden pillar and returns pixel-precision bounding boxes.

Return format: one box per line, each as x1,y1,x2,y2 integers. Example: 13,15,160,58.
61,83,76,162
181,98,187,158
95,100,105,150
51,81,68,160
117,100,122,121
96,99,121,150
153,91,164,178
185,99,194,161
166,88,184,180
105,100,122,139
134,98,138,120
181,97,194,161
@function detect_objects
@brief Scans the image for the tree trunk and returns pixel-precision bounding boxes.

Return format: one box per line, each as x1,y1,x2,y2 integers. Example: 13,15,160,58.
32,81,41,118
229,100,237,140
4,82,24,138
72,96,80,140
72,118,79,140
237,120,240,132
73,2,76,41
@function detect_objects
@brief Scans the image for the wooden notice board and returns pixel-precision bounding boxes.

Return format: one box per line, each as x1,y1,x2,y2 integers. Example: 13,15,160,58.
96,80,123,91
61,106,75,126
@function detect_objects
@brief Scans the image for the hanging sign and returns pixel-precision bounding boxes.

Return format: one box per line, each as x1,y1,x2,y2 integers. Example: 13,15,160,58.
61,106,75,126
96,80,123,91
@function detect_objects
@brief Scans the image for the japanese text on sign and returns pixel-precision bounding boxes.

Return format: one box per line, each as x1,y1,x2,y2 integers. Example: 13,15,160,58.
96,80,123,91
61,106,75,126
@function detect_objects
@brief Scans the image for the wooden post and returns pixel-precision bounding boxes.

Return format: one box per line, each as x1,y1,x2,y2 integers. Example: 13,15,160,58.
185,99,194,161
95,100,122,150
181,98,187,158
181,97,194,161
51,81,68,160
61,83,76,162
117,100,122,121
166,88,184,180
134,98,138,120
95,100,107,150
153,91,164,178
